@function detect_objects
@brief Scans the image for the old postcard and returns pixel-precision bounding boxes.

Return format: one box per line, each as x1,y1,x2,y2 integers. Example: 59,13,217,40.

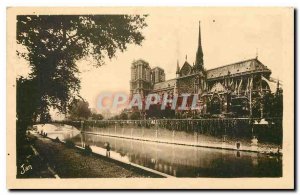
7,7,294,189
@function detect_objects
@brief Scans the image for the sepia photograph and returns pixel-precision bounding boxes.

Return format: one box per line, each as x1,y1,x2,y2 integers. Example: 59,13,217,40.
6,7,294,189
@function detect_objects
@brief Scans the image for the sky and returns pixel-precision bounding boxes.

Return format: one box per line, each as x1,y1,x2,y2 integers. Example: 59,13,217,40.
78,10,284,112
16,8,286,119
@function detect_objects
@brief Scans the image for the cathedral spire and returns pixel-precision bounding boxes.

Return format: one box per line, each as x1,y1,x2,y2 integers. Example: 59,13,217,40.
195,21,204,69
176,60,180,73
176,60,180,77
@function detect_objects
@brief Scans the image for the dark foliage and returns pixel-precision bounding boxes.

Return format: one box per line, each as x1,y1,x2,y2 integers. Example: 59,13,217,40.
68,99,92,120
54,136,60,143
91,113,104,120
16,15,147,143
65,139,75,148
83,144,93,155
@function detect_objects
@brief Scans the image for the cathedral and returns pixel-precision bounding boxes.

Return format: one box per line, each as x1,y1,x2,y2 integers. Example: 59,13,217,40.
129,22,282,118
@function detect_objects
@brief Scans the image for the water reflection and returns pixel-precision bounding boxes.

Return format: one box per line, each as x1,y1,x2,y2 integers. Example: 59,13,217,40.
69,133,282,178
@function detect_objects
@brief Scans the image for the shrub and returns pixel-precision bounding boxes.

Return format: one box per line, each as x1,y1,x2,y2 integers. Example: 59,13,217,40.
32,136,37,141
83,144,92,155
65,139,75,148
54,137,60,142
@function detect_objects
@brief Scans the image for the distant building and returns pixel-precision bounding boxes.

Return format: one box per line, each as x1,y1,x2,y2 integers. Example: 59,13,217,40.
130,22,282,118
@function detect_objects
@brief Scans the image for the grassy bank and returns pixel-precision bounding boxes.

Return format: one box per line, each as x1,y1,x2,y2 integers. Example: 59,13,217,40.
26,133,162,178
16,132,57,178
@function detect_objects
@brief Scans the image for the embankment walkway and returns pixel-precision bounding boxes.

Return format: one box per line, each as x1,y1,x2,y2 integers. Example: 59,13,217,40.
30,133,164,178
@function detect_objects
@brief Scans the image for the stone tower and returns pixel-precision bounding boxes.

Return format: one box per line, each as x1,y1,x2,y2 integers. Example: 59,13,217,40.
130,59,152,98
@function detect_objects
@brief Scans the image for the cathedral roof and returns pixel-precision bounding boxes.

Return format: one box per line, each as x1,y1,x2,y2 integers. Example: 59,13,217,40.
153,79,177,92
207,58,271,79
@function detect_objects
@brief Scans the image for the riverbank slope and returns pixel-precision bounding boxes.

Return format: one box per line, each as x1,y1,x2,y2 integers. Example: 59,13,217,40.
24,133,162,178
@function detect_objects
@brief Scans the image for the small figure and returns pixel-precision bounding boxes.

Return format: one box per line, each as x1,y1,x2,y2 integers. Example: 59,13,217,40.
251,136,258,146
236,141,241,150
105,142,111,157
222,135,227,142
251,136,259,151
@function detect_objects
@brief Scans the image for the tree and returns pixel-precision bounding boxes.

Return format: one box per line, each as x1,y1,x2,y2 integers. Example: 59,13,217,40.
271,88,283,118
262,91,274,118
129,112,141,120
16,77,39,143
68,99,92,120
16,15,147,140
91,113,104,120
119,112,129,120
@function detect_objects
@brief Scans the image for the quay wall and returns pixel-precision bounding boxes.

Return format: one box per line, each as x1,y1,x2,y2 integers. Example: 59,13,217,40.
56,118,282,145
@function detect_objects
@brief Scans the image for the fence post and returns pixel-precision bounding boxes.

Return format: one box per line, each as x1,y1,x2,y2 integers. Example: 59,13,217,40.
172,129,175,143
194,121,198,146
122,122,124,136
142,121,144,138
155,120,158,141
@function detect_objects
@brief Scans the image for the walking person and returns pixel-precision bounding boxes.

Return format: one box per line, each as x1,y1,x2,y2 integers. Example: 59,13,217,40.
105,142,111,157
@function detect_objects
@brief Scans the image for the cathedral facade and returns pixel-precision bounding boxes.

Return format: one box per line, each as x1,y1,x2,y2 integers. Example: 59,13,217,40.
130,22,282,118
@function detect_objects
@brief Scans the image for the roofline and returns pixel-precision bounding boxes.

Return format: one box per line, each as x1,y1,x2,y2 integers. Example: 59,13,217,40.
152,87,175,92
182,61,192,66
207,58,259,72
153,78,177,85
155,71,206,82
207,69,272,81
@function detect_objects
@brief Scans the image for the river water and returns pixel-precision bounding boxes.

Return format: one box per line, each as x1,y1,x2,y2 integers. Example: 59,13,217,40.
40,124,282,177
74,133,282,177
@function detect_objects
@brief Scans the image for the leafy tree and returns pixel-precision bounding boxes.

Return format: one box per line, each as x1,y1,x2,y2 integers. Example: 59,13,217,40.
91,113,104,120
119,112,128,120
129,112,141,120
68,99,92,120
16,15,147,140
262,92,274,118
16,77,39,144
272,89,283,117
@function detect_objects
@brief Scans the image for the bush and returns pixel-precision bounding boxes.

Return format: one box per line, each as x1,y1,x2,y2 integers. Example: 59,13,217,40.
54,137,60,142
83,144,92,155
65,139,75,148
28,135,37,144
